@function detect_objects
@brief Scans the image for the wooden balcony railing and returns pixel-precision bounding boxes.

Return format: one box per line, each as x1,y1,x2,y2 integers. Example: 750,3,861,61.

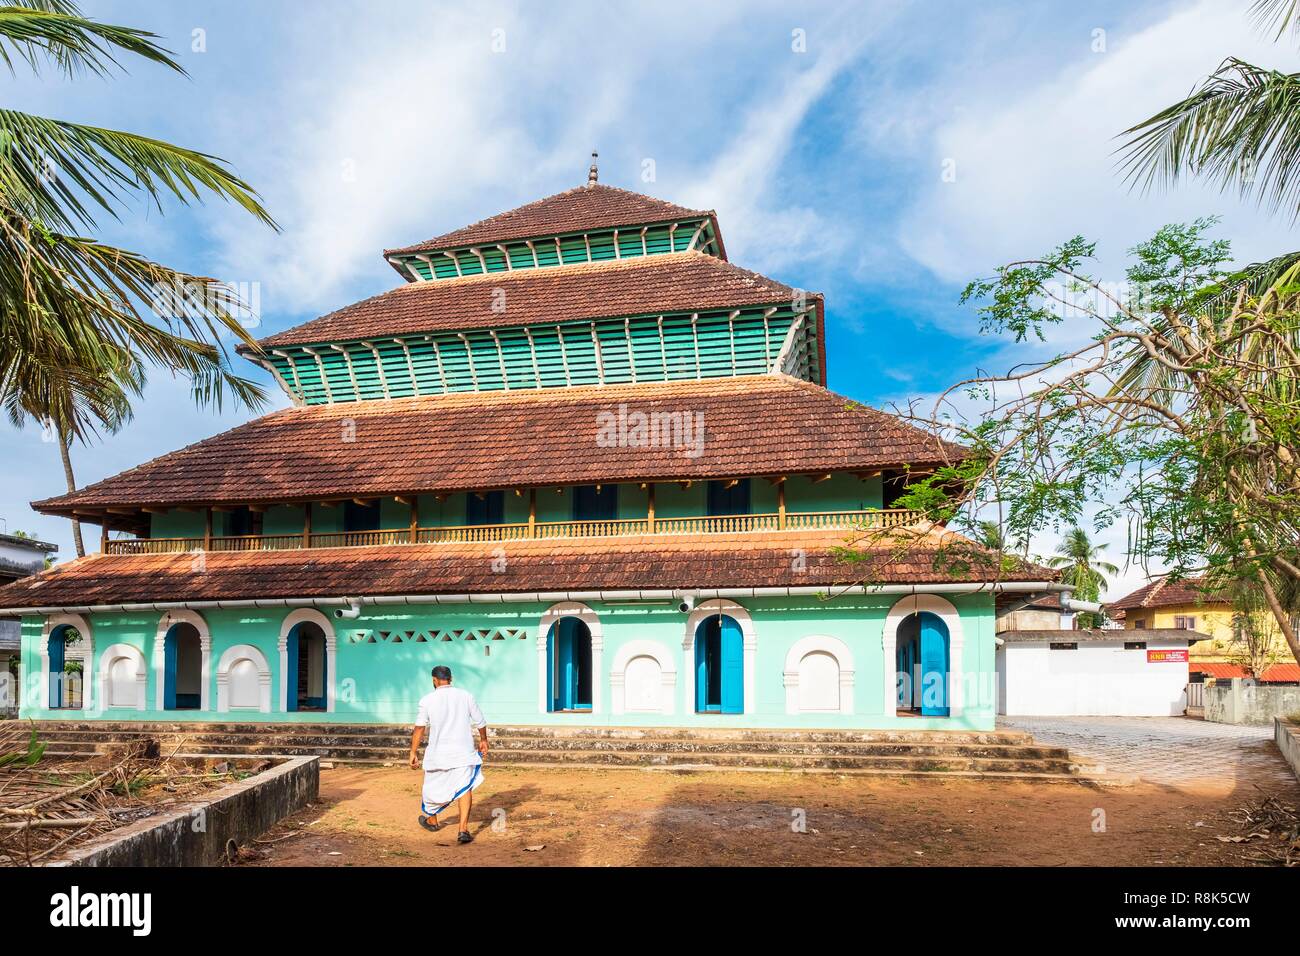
104,508,924,556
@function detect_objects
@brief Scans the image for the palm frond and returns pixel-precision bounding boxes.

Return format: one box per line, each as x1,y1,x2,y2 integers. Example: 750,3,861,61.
1251,0,1300,42
1117,58,1300,221
0,3,181,79
0,109,277,232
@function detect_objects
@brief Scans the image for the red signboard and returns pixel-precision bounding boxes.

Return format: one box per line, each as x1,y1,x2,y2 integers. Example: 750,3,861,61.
1147,649,1188,663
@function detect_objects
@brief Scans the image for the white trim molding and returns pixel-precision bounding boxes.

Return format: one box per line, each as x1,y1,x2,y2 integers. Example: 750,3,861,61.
278,608,337,713
682,599,757,715
536,601,604,714
783,634,855,715
39,613,93,710
216,643,272,713
610,639,677,715
153,609,212,711
97,642,147,712
882,593,966,719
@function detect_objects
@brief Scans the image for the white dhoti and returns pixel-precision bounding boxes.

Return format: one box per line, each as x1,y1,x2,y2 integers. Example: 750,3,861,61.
421,762,484,817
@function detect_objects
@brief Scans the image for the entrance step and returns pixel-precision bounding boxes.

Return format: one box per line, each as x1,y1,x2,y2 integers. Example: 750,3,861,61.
6,720,1089,781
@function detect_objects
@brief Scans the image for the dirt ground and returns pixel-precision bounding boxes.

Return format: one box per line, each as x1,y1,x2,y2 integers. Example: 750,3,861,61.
250,751,1299,867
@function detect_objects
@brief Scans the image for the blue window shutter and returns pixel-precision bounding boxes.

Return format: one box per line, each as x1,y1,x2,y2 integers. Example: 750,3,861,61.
707,479,751,516
557,619,576,710
466,490,504,525
49,631,65,709
695,620,709,712
164,630,178,710
720,616,744,714
573,485,618,521
919,613,950,717
286,626,300,712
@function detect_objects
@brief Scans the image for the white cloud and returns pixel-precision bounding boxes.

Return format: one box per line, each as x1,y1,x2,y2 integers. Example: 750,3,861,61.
894,0,1298,287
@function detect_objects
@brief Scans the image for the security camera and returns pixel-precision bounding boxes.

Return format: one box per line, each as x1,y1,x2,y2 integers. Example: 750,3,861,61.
677,595,695,613
334,600,362,620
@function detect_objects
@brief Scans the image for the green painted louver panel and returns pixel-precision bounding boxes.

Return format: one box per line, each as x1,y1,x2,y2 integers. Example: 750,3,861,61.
391,219,717,281
274,306,808,405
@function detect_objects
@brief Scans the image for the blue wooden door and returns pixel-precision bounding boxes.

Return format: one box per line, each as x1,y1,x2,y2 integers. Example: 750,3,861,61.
48,632,64,708
163,629,178,710
286,626,300,711
919,613,949,717
719,616,743,714
555,619,577,711
695,620,711,712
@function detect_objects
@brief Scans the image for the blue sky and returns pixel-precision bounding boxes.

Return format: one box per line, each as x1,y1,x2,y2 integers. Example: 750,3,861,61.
3,0,1295,598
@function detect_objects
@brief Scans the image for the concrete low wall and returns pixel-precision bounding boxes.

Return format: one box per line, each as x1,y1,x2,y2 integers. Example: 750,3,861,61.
1276,719,1300,783
1204,679,1300,725
52,755,318,867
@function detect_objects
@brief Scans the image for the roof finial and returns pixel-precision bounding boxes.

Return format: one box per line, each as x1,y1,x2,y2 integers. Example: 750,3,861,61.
587,151,598,187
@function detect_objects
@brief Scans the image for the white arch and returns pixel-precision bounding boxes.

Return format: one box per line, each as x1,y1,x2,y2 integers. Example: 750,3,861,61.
882,593,966,719
153,610,212,711
783,634,855,715
98,642,147,711
610,640,677,715
536,601,604,714
278,609,337,713
39,613,93,710
682,599,757,715
216,643,272,713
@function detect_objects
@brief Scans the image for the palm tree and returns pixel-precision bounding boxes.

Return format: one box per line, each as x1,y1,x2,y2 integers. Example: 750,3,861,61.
0,1,277,551
1046,527,1120,627
1119,0,1300,220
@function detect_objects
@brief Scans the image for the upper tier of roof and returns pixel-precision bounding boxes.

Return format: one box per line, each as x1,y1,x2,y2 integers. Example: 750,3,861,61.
33,376,965,514
384,183,716,256
1107,575,1226,611
254,252,806,349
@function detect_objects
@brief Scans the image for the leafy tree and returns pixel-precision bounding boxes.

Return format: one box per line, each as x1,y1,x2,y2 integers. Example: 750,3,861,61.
0,1,277,554
883,219,1300,668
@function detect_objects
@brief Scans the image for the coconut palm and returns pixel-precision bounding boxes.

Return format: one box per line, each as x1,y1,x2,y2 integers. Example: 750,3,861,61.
0,1,277,549
1119,0,1300,220
1046,527,1120,626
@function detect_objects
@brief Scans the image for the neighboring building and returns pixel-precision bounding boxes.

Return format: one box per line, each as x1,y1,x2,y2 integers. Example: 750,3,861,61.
1108,575,1294,678
996,629,1206,717
996,592,1066,634
0,530,57,714
0,175,1069,730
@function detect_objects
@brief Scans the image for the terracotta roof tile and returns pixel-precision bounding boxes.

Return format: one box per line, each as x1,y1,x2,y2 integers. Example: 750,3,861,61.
35,376,966,512
1107,575,1227,611
254,252,804,347
384,184,713,255
0,526,1052,611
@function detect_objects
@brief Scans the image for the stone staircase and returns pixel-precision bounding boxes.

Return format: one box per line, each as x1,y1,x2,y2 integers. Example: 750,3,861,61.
5,720,1090,781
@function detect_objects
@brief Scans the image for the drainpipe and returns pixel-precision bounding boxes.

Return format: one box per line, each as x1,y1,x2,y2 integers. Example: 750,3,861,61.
333,598,362,620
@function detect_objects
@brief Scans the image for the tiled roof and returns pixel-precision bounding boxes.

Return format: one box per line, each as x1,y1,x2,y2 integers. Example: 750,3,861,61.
255,252,804,348
0,526,1054,611
1106,575,1226,611
34,376,966,513
1190,662,1300,682
999,627,1207,643
384,184,714,255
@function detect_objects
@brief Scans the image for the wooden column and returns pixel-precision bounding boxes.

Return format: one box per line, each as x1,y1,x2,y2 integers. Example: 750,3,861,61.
99,521,109,554
777,481,787,530
303,503,312,548
646,482,656,532
204,508,213,550
528,488,537,537
409,497,419,543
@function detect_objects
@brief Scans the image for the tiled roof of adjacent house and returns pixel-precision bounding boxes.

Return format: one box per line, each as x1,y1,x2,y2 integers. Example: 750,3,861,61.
254,252,805,348
1190,662,1300,683
1106,575,1226,611
32,376,966,513
0,526,1055,611
384,184,714,255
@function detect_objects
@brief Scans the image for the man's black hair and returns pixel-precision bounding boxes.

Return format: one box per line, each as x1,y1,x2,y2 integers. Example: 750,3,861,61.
431,665,453,681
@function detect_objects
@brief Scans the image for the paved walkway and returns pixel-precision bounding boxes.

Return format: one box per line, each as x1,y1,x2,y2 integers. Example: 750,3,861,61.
999,715,1297,791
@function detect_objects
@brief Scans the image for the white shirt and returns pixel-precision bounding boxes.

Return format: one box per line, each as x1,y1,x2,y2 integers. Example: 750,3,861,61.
415,685,487,770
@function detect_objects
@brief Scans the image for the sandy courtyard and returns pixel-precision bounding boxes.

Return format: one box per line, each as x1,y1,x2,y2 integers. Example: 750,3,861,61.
250,742,1298,867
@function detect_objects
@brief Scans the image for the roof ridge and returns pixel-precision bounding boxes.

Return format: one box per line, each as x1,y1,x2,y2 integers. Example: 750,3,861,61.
384,183,714,257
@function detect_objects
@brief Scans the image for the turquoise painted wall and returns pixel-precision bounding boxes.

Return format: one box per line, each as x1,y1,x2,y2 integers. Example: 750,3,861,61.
19,594,998,730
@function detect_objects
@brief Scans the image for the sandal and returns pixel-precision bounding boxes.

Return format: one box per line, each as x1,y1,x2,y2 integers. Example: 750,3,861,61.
457,830,473,844
418,815,442,832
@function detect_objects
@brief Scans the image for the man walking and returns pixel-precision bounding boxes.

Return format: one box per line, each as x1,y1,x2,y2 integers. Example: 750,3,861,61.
410,665,489,844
